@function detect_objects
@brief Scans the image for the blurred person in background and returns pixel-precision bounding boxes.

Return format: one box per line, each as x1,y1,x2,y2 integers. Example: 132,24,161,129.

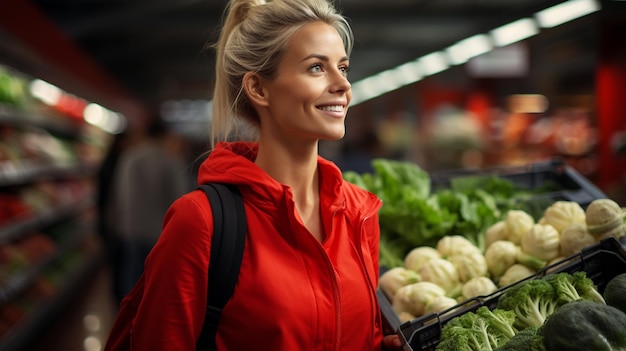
107,115,192,304
95,130,131,305
105,0,403,349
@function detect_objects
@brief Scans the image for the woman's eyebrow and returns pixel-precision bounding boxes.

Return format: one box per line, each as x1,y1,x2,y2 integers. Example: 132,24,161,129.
301,54,349,63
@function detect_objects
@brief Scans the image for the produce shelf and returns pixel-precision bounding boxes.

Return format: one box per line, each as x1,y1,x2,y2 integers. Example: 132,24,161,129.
381,237,626,351
429,157,606,209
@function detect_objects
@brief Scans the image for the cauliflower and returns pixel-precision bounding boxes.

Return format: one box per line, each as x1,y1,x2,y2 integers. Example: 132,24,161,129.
423,295,459,315
391,281,446,317
436,235,482,258
559,223,595,257
404,246,441,272
585,198,626,240
462,276,498,300
520,223,561,262
485,240,518,279
447,252,488,283
378,266,420,299
397,311,416,323
498,264,536,288
419,258,462,298
539,200,586,233
504,210,535,245
485,220,508,249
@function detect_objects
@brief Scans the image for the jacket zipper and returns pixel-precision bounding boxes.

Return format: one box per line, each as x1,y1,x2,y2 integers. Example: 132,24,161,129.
356,215,382,348
309,211,342,351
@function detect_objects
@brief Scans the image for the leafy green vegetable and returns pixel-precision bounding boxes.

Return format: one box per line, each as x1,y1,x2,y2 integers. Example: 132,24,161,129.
343,159,570,266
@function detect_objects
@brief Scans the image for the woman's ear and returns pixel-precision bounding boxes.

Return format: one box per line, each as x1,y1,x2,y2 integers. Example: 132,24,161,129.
242,72,269,107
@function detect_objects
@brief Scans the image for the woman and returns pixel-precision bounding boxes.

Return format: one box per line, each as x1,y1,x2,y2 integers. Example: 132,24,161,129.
122,0,402,349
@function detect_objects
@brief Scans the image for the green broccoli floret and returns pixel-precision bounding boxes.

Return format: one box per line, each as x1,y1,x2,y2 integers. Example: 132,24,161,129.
542,271,605,305
569,271,605,304
494,327,545,351
543,273,584,306
475,306,518,339
496,279,559,329
436,307,517,351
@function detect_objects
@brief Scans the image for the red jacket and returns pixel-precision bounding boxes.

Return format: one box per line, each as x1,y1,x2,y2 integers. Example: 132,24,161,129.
132,142,384,350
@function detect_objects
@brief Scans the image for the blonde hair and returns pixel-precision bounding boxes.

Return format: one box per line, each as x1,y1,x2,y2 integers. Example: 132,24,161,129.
209,0,353,148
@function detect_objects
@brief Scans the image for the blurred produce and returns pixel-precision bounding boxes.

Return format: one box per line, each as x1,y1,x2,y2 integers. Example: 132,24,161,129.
377,198,626,321
343,158,580,268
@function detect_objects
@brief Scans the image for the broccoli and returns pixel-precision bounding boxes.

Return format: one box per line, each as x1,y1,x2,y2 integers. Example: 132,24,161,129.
543,271,605,305
496,279,559,329
542,272,584,306
436,307,517,351
475,306,517,339
494,327,545,351
569,271,605,304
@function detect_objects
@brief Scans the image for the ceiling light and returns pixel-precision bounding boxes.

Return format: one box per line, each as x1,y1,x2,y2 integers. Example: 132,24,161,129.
446,34,493,65
29,79,61,106
490,18,539,47
535,0,601,28
419,51,449,76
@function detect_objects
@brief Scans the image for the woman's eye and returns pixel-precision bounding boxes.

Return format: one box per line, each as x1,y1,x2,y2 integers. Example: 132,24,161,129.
340,65,350,76
309,64,323,73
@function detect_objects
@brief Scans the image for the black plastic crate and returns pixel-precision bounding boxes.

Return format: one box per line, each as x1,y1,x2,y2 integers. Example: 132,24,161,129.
389,237,626,351
429,158,607,208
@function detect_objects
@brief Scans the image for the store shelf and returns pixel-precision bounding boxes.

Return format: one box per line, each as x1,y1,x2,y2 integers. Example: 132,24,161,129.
0,196,93,245
0,104,80,138
0,160,96,187
0,64,106,351
0,242,103,351
0,221,95,305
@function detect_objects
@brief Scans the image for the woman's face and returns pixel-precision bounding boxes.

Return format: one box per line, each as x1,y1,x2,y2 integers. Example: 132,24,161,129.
261,21,351,143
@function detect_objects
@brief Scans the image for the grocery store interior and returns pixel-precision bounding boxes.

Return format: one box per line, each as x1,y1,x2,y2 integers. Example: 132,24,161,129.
1,0,626,350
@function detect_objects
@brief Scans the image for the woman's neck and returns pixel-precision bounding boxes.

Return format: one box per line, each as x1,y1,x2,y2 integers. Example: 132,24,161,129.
255,139,324,241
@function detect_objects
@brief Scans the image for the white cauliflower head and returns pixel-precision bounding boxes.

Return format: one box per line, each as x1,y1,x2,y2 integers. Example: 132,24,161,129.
404,246,441,272
462,276,498,300
521,223,561,262
436,235,482,258
504,210,535,245
378,266,420,299
391,281,446,317
447,252,488,283
497,263,536,288
423,295,459,315
485,220,508,250
419,258,462,298
539,200,586,233
484,240,518,279
559,223,595,257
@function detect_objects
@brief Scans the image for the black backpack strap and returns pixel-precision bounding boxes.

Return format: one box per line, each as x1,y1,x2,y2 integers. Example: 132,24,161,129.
195,183,246,351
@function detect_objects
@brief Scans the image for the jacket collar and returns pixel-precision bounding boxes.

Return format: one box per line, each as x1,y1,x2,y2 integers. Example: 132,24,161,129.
196,142,347,212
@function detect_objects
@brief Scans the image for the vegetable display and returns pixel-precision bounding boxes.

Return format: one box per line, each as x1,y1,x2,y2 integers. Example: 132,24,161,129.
343,158,625,270
380,199,625,322
343,159,549,267
349,158,626,351
433,271,626,351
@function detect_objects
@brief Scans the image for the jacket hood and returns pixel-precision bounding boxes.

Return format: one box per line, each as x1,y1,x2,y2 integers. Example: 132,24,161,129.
196,141,366,214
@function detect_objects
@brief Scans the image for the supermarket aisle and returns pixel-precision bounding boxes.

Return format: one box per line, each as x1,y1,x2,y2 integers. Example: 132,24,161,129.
26,262,118,351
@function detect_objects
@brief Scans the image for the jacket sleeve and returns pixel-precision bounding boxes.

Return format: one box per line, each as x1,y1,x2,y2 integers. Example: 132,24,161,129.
130,192,213,350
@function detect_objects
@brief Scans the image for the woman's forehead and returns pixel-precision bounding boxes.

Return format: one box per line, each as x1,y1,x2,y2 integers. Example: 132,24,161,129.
285,22,348,60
